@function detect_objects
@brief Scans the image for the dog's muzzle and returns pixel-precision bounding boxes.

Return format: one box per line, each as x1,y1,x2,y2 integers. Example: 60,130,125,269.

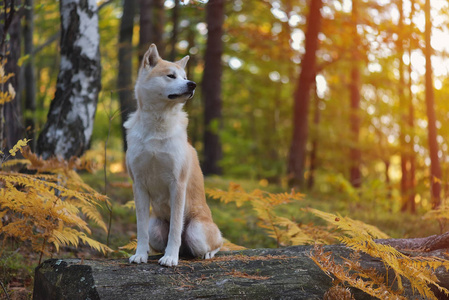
187,81,196,92
168,81,196,100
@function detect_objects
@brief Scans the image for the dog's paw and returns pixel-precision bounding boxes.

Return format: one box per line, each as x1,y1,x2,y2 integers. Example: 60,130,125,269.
158,254,178,267
129,253,148,264
203,248,220,259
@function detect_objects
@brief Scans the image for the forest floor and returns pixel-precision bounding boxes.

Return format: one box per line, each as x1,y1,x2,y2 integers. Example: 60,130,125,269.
0,171,442,299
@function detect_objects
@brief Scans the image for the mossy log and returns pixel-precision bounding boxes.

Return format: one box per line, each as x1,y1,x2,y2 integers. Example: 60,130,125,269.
33,245,449,300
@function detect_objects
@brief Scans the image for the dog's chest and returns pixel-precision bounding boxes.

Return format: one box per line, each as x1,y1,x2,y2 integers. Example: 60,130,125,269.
128,135,186,187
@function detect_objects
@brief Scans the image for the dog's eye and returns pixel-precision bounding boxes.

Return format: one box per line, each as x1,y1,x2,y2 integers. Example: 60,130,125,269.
167,74,176,79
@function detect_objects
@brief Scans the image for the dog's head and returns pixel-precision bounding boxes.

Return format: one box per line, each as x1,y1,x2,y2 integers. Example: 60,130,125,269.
136,44,196,107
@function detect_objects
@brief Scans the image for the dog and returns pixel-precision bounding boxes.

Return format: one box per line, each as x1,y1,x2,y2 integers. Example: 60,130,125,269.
125,44,222,267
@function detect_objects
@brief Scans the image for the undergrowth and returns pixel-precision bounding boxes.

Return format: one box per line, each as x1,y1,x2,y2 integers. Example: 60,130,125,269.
207,183,449,300
0,143,111,264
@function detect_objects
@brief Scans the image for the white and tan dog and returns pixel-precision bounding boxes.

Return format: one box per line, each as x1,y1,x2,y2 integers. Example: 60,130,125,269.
125,44,222,267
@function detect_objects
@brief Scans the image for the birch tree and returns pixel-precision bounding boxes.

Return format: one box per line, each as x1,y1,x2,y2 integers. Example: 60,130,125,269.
36,0,101,159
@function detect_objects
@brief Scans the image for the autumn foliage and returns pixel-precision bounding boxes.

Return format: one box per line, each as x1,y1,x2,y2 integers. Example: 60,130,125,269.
0,141,110,263
207,183,449,300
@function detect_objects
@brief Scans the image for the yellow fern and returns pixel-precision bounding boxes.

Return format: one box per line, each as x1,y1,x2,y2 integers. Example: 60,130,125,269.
122,200,135,210
307,208,390,239
207,183,310,246
8,139,30,156
309,246,405,299
0,146,110,261
119,239,137,251
309,209,449,300
1,159,30,169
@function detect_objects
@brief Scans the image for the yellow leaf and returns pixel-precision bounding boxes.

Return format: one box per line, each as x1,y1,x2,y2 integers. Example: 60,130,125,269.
17,54,30,67
9,138,30,156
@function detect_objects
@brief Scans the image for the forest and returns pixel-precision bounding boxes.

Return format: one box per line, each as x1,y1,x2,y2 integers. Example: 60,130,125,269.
1,0,449,298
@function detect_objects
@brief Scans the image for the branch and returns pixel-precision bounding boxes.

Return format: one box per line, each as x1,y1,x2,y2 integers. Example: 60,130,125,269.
33,32,60,55
376,231,449,252
0,280,10,300
33,0,114,55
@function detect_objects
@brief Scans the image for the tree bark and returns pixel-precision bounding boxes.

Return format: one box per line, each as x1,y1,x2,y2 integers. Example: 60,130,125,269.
36,0,101,160
33,244,449,300
23,0,37,151
349,0,362,188
118,0,136,153
169,0,179,61
397,0,410,212
139,0,165,62
3,4,24,152
202,0,225,175
424,0,442,208
152,0,165,55
406,0,416,213
307,85,321,190
287,0,323,188
377,231,449,252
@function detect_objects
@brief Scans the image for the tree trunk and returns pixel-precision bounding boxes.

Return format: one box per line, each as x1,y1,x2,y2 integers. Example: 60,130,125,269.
34,244,449,300
118,0,136,153
23,0,37,151
287,0,323,188
36,0,101,160
424,0,442,208
407,0,416,213
139,0,165,62
397,0,409,212
169,0,179,61
152,0,165,55
139,0,152,62
3,5,24,152
185,28,199,146
376,231,449,252
385,159,392,200
202,0,225,175
307,85,321,190
349,0,362,188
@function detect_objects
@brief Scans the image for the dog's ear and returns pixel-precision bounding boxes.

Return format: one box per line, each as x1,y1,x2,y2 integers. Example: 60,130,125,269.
175,55,190,69
143,44,160,68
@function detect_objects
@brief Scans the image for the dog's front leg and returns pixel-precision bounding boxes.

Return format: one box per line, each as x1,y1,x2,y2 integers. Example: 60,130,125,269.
159,181,186,267
129,183,151,263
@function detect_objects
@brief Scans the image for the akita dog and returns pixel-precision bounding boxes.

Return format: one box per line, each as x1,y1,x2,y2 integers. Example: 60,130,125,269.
125,44,222,267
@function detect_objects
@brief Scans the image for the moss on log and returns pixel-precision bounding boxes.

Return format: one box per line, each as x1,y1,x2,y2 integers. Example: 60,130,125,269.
33,245,449,300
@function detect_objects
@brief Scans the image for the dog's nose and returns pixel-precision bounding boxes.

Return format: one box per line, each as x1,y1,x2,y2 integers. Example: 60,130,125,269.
187,81,196,91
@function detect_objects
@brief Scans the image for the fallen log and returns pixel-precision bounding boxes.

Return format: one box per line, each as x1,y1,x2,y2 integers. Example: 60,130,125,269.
33,245,449,300
376,231,449,252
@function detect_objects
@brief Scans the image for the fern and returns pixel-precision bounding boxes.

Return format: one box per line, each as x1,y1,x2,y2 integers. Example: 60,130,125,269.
307,208,390,239
0,144,111,261
211,184,449,299
310,245,405,300
207,183,316,246
309,209,449,300
119,239,137,251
